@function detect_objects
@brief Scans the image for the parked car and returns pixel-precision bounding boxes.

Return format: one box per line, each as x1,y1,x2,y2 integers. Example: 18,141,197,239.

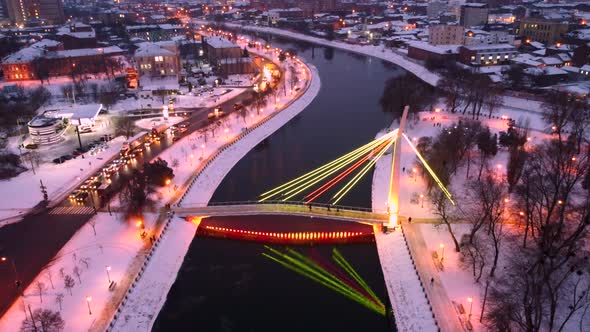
52,157,66,164
61,155,73,160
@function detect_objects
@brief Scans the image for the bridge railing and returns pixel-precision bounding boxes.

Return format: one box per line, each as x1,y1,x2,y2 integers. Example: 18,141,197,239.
176,201,389,222
206,200,379,213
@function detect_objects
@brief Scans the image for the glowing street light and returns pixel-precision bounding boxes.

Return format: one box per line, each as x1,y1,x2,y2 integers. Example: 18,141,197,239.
439,243,445,262
85,296,92,315
420,193,424,208
467,297,473,320
106,266,111,283
412,168,418,182
1,256,20,292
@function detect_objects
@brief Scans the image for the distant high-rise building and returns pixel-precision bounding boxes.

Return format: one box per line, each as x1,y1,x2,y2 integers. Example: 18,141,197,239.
4,0,64,24
429,25,465,45
460,3,488,27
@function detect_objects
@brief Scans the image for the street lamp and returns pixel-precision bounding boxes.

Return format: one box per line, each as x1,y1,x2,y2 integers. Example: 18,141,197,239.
467,297,473,320
420,194,424,208
412,168,418,182
1,256,21,293
439,244,445,262
86,296,92,315
106,266,111,283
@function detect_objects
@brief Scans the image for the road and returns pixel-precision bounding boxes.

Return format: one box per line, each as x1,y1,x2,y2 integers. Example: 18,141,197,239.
0,59,275,317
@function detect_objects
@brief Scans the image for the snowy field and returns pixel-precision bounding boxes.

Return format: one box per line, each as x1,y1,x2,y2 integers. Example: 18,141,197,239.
0,212,158,332
110,53,320,331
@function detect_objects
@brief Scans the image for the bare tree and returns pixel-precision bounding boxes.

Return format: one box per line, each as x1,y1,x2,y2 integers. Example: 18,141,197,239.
20,308,64,332
459,232,488,282
430,188,461,252
55,293,64,311
114,116,135,139
79,257,90,270
46,270,54,289
36,281,46,303
89,219,97,236
63,275,75,296
73,266,82,284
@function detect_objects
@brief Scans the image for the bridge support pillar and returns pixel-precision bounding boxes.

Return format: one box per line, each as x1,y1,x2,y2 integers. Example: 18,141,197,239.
386,105,409,229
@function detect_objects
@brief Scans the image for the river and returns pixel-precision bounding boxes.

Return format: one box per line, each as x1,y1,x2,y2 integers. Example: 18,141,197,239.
153,36,413,332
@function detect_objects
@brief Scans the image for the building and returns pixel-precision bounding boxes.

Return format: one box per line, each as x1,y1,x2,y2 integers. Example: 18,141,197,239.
204,36,242,63
464,29,515,46
135,41,180,78
2,44,124,81
126,24,187,42
458,44,518,66
429,25,464,45
427,1,447,19
3,0,64,24
408,41,459,62
460,3,488,27
518,17,568,45
27,115,66,145
57,23,97,49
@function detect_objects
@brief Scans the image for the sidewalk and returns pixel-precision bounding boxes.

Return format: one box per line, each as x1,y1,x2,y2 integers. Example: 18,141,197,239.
402,220,464,332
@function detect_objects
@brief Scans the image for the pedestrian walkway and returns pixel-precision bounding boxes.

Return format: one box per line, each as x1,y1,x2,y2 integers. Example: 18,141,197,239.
49,206,95,215
375,228,438,332
402,221,464,332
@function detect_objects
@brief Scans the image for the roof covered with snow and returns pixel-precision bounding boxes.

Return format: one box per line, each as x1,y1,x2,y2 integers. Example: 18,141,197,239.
205,36,238,49
135,42,176,57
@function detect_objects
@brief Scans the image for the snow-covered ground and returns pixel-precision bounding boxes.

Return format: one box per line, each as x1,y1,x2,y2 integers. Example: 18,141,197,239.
134,116,184,131
0,212,158,332
109,52,320,331
374,229,438,332
0,136,126,224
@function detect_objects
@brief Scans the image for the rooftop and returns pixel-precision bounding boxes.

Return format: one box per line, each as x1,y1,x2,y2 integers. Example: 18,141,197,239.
206,36,238,49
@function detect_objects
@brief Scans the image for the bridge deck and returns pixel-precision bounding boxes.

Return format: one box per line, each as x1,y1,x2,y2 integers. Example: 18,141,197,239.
174,204,389,224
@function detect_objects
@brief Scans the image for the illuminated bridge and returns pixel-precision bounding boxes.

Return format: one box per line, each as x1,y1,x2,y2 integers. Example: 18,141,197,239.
177,106,452,234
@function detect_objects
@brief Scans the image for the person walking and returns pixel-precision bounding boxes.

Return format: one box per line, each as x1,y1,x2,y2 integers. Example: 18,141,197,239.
430,277,434,287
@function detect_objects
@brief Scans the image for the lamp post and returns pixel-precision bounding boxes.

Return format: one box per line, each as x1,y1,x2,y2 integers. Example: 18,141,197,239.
1,256,21,294
439,243,445,262
467,297,473,320
106,266,111,283
412,168,417,182
86,296,92,315
420,193,424,208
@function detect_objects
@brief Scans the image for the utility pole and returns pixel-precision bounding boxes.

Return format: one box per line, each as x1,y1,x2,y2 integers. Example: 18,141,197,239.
39,180,48,202
28,305,38,332
75,124,83,150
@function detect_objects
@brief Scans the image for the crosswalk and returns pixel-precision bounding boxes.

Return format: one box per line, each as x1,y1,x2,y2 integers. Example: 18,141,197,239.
49,206,95,215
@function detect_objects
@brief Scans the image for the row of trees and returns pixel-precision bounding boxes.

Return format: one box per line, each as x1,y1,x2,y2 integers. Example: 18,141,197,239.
416,89,590,331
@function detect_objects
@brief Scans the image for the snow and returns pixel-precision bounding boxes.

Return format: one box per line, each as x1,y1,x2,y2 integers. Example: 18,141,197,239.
0,212,159,332
0,136,130,224
374,230,438,332
194,20,441,86
107,49,320,330
133,116,184,131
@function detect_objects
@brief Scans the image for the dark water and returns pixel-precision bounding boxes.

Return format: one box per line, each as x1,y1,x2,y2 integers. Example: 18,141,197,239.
210,36,405,207
154,38,411,331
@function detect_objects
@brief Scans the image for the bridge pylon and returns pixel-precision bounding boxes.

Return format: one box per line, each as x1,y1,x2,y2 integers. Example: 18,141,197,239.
386,105,409,229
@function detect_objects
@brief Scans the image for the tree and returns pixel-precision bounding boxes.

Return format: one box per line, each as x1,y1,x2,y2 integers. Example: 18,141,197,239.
242,47,249,57
542,90,585,142
476,128,498,180
55,293,64,311
36,281,46,303
20,309,65,332
114,116,135,139
63,275,75,295
430,188,461,252
73,266,82,284
46,270,54,289
119,169,156,221
506,146,527,192
88,219,97,236
379,74,435,120
278,51,287,62
143,158,175,187
486,140,590,331
31,57,50,84
498,120,527,149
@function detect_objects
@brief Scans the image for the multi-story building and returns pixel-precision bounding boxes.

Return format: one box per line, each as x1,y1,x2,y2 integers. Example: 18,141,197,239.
134,41,180,79
2,44,124,81
458,44,518,66
518,17,568,45
460,3,488,27
464,29,515,46
427,1,447,19
3,0,64,24
204,36,254,75
429,25,464,45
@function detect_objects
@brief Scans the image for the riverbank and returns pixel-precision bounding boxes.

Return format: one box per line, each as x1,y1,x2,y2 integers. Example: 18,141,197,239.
107,52,320,331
